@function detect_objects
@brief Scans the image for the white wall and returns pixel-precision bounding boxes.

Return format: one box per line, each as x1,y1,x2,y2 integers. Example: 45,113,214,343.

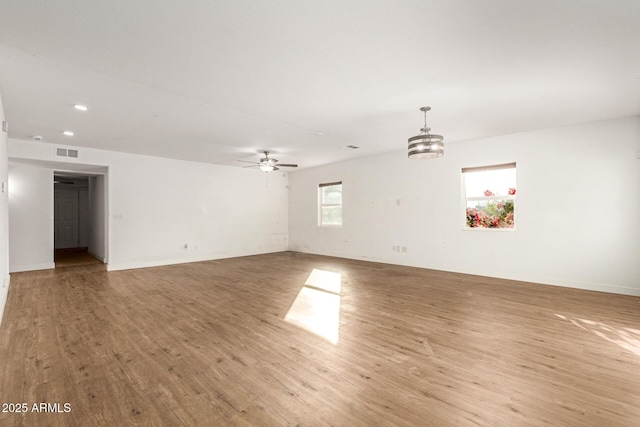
8,163,55,272
9,139,289,271
289,116,640,296
88,175,107,261
0,94,9,323
78,187,89,248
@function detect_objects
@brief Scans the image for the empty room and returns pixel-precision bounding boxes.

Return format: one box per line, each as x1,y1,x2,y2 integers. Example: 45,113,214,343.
0,1,639,426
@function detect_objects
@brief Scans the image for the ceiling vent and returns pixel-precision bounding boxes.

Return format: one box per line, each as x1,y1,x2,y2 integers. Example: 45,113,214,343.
56,148,79,158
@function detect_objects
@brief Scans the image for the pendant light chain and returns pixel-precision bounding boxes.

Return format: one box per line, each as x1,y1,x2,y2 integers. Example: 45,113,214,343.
422,108,429,134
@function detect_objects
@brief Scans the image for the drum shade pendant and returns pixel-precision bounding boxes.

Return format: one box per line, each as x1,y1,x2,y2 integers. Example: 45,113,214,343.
408,106,444,159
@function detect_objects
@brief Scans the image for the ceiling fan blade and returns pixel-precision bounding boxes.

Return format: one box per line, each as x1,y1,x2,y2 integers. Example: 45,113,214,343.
242,165,259,168
238,159,261,164
273,166,280,171
276,163,298,168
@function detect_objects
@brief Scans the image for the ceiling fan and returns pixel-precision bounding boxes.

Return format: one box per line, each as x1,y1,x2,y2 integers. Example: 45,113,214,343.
238,151,298,172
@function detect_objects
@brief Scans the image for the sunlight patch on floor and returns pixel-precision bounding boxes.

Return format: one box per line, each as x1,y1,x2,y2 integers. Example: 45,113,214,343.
285,269,342,344
304,268,342,294
555,314,640,357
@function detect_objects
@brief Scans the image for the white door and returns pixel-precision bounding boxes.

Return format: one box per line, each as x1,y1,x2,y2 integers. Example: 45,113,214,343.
54,189,80,249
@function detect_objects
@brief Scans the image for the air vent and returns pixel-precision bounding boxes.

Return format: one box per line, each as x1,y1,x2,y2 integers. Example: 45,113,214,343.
56,148,79,158
346,145,360,149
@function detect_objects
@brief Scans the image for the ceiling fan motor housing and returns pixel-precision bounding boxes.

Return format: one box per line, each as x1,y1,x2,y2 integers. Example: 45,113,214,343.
260,157,276,166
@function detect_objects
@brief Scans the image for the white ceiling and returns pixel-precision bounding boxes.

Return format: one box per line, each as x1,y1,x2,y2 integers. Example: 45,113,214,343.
1,0,639,170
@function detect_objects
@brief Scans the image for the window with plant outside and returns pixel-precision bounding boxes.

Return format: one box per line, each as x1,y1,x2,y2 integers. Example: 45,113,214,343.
318,181,342,227
463,163,516,229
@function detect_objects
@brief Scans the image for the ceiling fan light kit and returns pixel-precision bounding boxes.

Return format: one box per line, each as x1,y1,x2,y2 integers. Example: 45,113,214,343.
259,159,275,172
238,151,298,172
408,106,444,159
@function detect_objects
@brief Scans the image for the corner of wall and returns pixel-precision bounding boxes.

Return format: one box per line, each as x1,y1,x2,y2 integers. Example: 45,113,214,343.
0,275,9,326
0,92,9,326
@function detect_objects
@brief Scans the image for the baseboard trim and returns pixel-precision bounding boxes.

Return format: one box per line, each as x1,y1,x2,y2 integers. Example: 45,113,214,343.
88,250,107,263
107,248,287,272
9,263,55,273
288,249,640,297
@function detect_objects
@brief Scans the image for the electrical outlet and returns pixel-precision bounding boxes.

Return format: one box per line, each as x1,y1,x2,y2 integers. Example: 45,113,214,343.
402,246,407,253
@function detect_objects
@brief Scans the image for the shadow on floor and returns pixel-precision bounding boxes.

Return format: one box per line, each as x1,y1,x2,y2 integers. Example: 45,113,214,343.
55,247,103,268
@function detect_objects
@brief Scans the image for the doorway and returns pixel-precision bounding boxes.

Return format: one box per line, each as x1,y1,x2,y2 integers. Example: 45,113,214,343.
53,172,107,268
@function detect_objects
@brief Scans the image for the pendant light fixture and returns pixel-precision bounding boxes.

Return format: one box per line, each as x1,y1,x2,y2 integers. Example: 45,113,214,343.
408,106,444,159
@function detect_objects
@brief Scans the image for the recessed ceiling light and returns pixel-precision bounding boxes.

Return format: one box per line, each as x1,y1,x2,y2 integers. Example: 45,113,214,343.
74,104,89,111
63,130,74,136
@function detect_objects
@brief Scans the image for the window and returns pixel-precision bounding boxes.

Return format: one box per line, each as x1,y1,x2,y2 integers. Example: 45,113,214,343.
319,181,342,227
463,163,516,229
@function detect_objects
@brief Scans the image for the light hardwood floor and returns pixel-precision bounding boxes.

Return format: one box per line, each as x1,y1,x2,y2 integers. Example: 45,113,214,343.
1,252,639,426
54,248,102,269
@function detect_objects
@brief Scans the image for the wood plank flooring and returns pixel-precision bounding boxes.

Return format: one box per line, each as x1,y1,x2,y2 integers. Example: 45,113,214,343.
54,248,102,268
0,251,639,426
